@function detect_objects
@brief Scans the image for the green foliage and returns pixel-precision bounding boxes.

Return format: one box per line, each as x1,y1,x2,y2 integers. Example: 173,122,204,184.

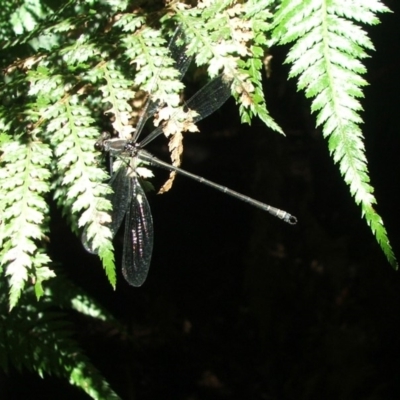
0,139,55,308
0,0,397,396
272,0,396,269
0,275,122,399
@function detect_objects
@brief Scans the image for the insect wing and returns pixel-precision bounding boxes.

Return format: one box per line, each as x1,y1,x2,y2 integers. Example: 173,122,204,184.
187,73,232,124
138,73,231,148
122,177,154,286
108,166,131,238
169,25,192,81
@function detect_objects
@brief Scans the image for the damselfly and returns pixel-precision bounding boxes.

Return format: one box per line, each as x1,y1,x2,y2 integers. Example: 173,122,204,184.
83,27,297,287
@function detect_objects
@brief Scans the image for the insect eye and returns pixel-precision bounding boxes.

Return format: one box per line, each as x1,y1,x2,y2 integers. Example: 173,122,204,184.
94,141,104,151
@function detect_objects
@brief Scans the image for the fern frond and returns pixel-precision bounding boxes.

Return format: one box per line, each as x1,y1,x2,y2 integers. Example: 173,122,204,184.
0,277,121,399
0,139,55,308
45,97,117,286
272,0,397,268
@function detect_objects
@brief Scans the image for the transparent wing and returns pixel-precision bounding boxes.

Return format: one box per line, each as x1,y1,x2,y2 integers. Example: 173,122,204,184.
121,177,154,287
169,25,192,80
108,166,131,237
138,73,231,147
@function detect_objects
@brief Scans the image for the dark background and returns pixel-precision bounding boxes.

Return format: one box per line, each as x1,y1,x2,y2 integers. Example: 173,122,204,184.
3,1,400,399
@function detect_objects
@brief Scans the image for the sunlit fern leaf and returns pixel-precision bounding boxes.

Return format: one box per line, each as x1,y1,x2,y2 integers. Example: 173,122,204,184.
272,0,397,268
0,140,55,309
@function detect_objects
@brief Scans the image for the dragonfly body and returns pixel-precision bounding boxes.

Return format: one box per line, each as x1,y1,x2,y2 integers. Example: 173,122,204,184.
99,136,298,225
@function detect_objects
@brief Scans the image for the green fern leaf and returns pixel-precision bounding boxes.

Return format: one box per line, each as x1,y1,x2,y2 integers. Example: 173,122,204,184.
272,0,397,268
0,140,54,308
44,97,117,286
1,277,121,399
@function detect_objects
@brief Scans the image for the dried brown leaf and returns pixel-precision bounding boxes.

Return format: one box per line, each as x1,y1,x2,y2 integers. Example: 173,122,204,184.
157,107,200,193
169,131,184,166
158,171,177,194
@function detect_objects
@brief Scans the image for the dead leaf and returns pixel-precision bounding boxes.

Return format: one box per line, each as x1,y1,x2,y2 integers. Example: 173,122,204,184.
158,171,177,194
169,131,184,166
